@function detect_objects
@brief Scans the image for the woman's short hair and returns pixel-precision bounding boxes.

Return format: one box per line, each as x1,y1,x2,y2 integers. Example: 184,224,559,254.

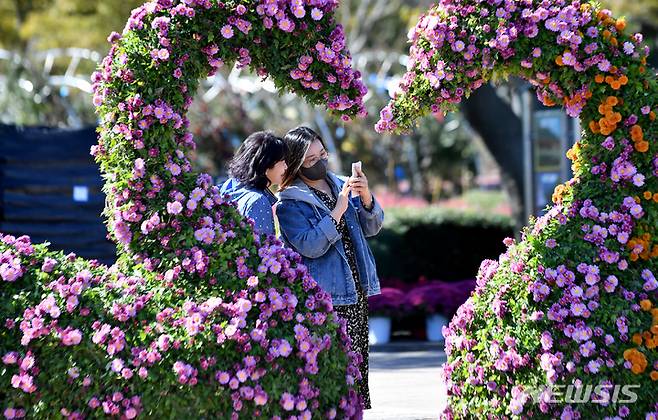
280,126,326,189
228,131,287,190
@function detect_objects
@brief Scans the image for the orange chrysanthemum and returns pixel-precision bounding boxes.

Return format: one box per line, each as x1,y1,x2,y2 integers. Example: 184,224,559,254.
635,141,649,153
641,300,653,311
616,19,626,31
631,364,644,374
599,118,616,135
606,112,622,123
630,125,644,142
589,120,600,133
552,184,566,204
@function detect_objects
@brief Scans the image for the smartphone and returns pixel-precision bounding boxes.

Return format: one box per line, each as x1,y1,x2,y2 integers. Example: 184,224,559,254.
351,161,362,197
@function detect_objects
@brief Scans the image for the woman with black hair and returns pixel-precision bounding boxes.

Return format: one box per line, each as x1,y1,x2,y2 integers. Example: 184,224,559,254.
220,131,288,236
276,126,384,409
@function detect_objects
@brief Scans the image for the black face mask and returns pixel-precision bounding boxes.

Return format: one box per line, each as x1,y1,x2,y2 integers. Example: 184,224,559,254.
300,158,328,181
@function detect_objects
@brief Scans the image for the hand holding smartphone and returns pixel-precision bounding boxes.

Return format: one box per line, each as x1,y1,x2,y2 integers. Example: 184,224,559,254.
351,161,362,198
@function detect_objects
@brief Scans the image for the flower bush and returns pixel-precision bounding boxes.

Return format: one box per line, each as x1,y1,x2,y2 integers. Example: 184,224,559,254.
405,282,447,316
378,0,657,418
1,0,369,418
405,280,475,318
368,287,406,318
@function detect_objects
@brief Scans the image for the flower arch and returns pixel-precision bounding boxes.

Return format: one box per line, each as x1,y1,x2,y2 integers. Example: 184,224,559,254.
1,0,368,418
378,0,657,418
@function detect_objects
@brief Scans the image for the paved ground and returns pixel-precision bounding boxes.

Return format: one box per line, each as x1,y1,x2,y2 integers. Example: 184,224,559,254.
364,341,447,420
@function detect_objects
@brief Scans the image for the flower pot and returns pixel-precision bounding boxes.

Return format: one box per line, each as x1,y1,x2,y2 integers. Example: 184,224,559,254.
368,316,391,345
426,313,448,342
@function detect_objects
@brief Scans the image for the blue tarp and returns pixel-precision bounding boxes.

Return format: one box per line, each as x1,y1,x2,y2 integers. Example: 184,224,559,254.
0,124,116,264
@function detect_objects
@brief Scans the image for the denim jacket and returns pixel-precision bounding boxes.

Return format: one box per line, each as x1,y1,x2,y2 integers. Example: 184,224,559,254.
219,178,277,236
276,172,383,305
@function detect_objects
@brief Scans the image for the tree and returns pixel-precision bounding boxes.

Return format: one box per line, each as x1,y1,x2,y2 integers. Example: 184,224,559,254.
0,0,51,50
0,0,147,126
0,0,143,53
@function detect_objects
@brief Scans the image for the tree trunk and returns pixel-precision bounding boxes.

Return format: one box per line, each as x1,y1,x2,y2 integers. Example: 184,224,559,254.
461,83,525,231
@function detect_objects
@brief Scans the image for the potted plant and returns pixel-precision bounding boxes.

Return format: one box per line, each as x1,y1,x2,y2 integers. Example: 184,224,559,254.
368,287,405,344
405,282,448,342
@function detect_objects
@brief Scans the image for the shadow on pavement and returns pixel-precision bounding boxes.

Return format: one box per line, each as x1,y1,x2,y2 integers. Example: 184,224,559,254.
370,351,446,370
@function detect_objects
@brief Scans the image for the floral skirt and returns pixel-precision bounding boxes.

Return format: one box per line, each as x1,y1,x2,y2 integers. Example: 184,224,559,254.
334,284,371,409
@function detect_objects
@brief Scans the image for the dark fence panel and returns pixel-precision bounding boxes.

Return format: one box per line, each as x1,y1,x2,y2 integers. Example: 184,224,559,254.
0,124,116,265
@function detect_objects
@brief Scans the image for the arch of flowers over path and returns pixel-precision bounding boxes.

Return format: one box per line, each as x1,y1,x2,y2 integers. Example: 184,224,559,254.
1,0,369,418
377,0,657,418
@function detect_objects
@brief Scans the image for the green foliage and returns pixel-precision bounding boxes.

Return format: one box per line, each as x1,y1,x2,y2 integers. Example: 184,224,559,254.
0,0,144,52
370,207,514,282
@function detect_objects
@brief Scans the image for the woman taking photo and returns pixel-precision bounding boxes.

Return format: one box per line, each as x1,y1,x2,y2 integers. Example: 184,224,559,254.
220,131,288,236
276,126,384,409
